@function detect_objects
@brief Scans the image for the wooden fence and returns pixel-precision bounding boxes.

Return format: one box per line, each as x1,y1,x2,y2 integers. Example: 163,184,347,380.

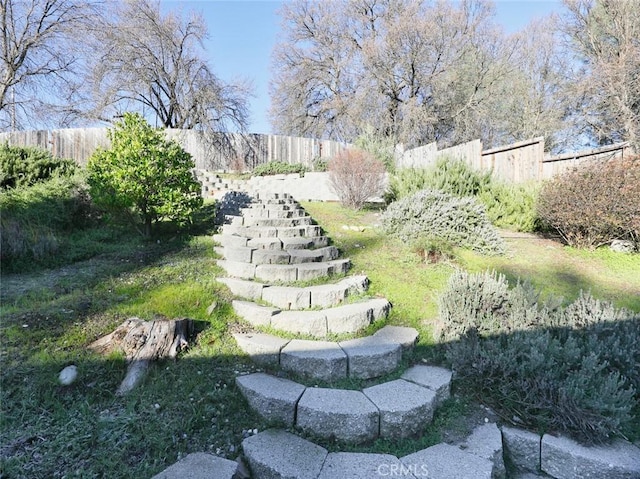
397,136,630,183
0,128,349,170
0,127,632,183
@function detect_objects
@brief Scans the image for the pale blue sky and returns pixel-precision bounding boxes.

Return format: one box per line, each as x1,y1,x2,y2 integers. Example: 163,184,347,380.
164,1,563,135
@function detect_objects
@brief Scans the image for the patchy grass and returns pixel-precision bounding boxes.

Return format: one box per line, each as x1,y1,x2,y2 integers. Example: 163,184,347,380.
2,200,638,478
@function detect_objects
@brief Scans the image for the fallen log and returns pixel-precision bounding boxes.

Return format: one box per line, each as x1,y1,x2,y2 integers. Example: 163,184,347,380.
89,317,194,395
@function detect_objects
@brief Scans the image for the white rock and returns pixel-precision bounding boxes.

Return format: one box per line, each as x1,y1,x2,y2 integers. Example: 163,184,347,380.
59,365,78,385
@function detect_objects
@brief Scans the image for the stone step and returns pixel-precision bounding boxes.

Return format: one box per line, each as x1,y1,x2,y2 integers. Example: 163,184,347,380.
296,387,379,443
233,325,419,381
242,429,328,479
400,364,453,407
401,443,494,479
232,297,389,337
236,372,444,446
150,452,237,479
362,379,437,439
458,423,506,479
217,258,350,283
281,236,330,250
280,339,348,381
241,424,504,479
231,332,290,367
235,373,305,426
213,233,248,248
243,216,314,228
338,334,402,379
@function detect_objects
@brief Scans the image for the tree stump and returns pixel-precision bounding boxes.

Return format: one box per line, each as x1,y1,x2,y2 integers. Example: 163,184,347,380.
89,317,194,395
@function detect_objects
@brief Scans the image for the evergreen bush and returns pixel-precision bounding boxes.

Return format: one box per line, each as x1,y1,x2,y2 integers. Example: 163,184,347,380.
0,173,92,267
381,189,506,255
252,161,308,176
386,157,539,232
437,270,639,443
537,156,640,249
0,143,77,189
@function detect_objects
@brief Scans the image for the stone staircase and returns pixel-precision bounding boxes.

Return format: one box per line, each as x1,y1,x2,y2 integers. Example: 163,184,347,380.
209,192,500,477
152,191,640,479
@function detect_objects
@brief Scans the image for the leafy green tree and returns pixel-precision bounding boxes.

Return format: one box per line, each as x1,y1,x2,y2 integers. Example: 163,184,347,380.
87,112,203,237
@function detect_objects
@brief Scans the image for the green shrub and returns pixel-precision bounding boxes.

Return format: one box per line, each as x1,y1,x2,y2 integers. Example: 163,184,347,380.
537,156,640,249
252,161,308,176
386,158,541,232
381,189,506,255
437,270,639,444
386,157,492,203
354,127,396,172
311,157,328,172
87,113,203,238
0,173,93,267
0,143,77,189
479,182,541,232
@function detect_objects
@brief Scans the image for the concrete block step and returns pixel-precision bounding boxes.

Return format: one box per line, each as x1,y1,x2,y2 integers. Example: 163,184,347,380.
232,297,388,337
242,429,327,479
288,246,339,264
236,373,305,426
459,423,506,479
232,332,290,367
362,379,436,439
233,325,420,381
243,217,313,228
232,300,280,327
318,453,409,479
150,452,237,479
216,277,265,301
338,334,402,379
212,233,248,248
254,259,350,283
280,339,348,381
216,259,256,280
281,236,329,249
401,443,494,479
296,387,379,443
401,364,453,407
295,259,350,282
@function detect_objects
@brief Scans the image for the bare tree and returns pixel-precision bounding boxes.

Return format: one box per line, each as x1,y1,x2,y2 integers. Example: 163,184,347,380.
562,0,640,149
87,0,251,133
479,16,575,152
0,0,94,130
271,0,515,148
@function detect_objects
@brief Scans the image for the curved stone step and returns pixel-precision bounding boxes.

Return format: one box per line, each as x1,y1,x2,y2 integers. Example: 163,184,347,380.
150,452,237,479
235,370,449,446
218,275,369,310
235,373,305,426
362,379,437,439
280,339,348,381
232,297,390,337
232,332,290,367
241,426,503,479
338,335,401,379
217,258,350,283
402,443,494,478
297,387,379,443
234,326,419,381
242,429,328,479
401,365,453,407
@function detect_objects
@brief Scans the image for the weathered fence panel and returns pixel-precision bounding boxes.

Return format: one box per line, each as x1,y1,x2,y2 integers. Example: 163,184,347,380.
0,128,349,170
480,137,544,183
542,142,630,178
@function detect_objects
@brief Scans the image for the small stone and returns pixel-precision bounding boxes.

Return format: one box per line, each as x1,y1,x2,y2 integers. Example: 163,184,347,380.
58,365,78,386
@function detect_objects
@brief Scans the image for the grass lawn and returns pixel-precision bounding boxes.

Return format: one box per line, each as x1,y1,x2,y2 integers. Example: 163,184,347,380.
1,200,638,478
